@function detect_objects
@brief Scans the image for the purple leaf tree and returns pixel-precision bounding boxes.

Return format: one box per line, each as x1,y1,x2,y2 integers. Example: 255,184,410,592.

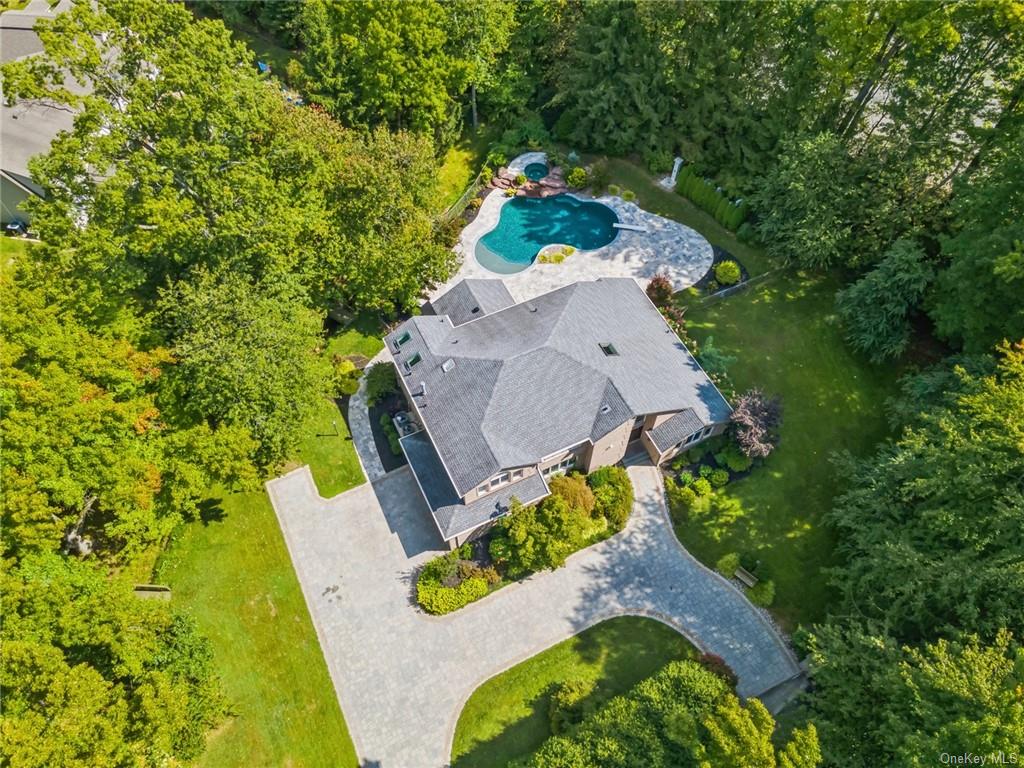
730,388,782,458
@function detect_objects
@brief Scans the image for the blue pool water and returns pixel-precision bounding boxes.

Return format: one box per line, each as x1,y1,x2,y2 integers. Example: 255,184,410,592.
524,162,548,181
476,194,619,274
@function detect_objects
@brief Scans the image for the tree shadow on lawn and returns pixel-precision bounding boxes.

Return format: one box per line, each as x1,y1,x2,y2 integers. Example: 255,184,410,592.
197,497,226,526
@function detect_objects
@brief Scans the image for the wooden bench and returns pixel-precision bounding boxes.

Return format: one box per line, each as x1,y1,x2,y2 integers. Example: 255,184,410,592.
734,567,759,588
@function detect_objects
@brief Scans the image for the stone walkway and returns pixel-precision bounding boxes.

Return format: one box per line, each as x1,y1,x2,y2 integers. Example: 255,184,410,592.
347,348,392,483
269,463,799,768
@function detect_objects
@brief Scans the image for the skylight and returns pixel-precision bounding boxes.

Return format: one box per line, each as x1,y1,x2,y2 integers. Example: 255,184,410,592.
599,342,619,356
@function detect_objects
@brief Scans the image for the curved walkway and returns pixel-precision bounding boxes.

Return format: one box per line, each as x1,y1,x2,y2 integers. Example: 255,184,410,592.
347,347,392,483
269,463,799,768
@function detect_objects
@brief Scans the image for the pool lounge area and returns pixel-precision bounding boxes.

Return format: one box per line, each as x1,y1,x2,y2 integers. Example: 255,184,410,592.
433,152,715,305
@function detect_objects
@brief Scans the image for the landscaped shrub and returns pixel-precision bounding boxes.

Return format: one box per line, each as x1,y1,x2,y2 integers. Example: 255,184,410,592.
715,552,741,577
486,148,508,168
698,464,714,479
675,166,748,231
645,273,674,307
437,216,463,247
468,196,482,210
490,496,597,578
736,221,757,244
621,189,636,202
589,158,609,193
587,465,633,531
379,413,402,456
714,260,741,286
607,184,621,196
709,468,730,488
715,443,753,473
479,166,493,183
697,653,739,689
676,470,694,486
692,477,712,497
332,355,362,396
644,148,673,175
549,677,596,734
504,188,516,197
515,173,527,186
364,362,398,405
746,579,776,607
549,473,596,516
566,166,588,188
684,445,705,464
417,577,489,615
731,389,783,459
562,246,575,256
665,477,697,521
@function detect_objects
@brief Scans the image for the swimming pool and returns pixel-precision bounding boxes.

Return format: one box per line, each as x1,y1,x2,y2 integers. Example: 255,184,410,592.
476,194,619,274
524,162,548,181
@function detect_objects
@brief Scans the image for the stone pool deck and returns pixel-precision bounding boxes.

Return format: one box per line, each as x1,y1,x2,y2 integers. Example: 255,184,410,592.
430,187,714,305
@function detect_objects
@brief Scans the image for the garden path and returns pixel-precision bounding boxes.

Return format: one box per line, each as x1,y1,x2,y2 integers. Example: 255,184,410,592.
268,462,799,768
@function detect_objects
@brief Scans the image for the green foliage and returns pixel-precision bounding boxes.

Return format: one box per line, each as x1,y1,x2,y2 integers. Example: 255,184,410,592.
644,148,674,174
621,189,637,202
548,474,596,517
746,580,775,607
608,184,622,196
378,414,402,456
161,271,328,466
676,166,748,231
698,464,714,479
548,677,596,735
715,552,740,577
588,158,610,193
587,466,634,531
714,260,742,286
836,239,934,363
332,356,363,396
709,469,730,488
515,173,528,186
691,478,712,498
566,166,588,189
523,660,819,768
715,443,753,473
364,362,399,406
417,576,489,615
1,554,227,765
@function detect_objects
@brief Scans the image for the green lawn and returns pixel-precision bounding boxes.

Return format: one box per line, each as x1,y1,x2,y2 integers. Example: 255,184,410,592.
1,237,40,272
154,315,386,767
436,127,496,212
680,269,902,630
451,617,698,768
604,158,773,276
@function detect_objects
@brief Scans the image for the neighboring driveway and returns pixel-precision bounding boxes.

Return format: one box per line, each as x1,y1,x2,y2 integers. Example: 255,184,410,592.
268,463,799,768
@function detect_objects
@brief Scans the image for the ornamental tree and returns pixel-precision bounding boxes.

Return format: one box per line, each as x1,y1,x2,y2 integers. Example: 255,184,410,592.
730,389,783,459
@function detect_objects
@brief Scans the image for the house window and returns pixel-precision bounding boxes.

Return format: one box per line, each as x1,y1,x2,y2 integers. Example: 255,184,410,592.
702,426,713,438
512,469,524,480
599,342,618,356
403,352,422,373
542,456,577,477
394,331,411,348
477,484,489,495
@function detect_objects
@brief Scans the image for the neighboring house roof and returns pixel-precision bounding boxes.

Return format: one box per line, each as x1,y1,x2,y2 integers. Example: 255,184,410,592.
647,409,706,454
387,278,732,496
400,430,549,540
427,278,515,327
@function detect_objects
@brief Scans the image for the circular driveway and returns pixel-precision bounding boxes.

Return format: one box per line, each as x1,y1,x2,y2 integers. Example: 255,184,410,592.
268,463,799,767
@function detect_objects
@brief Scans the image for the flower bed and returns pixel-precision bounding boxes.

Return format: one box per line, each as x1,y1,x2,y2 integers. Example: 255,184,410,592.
415,466,634,614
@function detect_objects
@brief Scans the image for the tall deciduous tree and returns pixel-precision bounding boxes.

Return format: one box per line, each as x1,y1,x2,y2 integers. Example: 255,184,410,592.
1,554,227,767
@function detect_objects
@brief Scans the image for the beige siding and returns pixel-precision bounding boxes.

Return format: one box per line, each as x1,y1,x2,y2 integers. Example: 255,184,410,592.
581,419,632,472
461,465,537,504
645,421,729,466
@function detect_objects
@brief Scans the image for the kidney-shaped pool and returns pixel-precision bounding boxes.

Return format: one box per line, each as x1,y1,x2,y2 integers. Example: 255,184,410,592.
476,194,619,274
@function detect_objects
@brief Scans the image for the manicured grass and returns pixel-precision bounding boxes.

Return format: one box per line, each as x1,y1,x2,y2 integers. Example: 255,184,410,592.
436,127,496,212
680,269,902,630
155,487,357,768
224,18,296,78
604,158,773,276
451,617,698,768
153,314,386,767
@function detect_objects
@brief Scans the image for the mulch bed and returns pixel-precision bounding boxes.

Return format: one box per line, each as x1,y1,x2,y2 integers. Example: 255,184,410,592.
366,391,408,473
692,245,751,295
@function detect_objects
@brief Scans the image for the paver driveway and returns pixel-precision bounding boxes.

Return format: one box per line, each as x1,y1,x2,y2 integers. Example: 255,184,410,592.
268,463,799,768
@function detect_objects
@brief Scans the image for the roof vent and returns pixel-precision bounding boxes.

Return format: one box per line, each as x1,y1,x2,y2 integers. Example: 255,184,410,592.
527,303,537,313
471,306,480,314
441,358,455,373
600,404,612,414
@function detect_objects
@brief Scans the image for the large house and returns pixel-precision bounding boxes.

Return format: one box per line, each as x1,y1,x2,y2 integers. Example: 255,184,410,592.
387,277,732,547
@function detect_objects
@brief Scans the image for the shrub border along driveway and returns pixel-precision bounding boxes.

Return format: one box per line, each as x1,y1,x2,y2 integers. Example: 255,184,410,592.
268,462,799,768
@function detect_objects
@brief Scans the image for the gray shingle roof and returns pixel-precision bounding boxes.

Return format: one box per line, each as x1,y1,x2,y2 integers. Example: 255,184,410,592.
400,430,548,540
647,409,705,454
428,279,515,327
389,278,732,495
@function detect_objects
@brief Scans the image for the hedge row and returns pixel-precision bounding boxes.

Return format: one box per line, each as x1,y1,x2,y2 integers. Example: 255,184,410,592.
675,166,748,231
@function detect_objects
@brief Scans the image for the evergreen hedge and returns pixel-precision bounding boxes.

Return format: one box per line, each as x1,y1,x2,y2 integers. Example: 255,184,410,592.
675,166,748,231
